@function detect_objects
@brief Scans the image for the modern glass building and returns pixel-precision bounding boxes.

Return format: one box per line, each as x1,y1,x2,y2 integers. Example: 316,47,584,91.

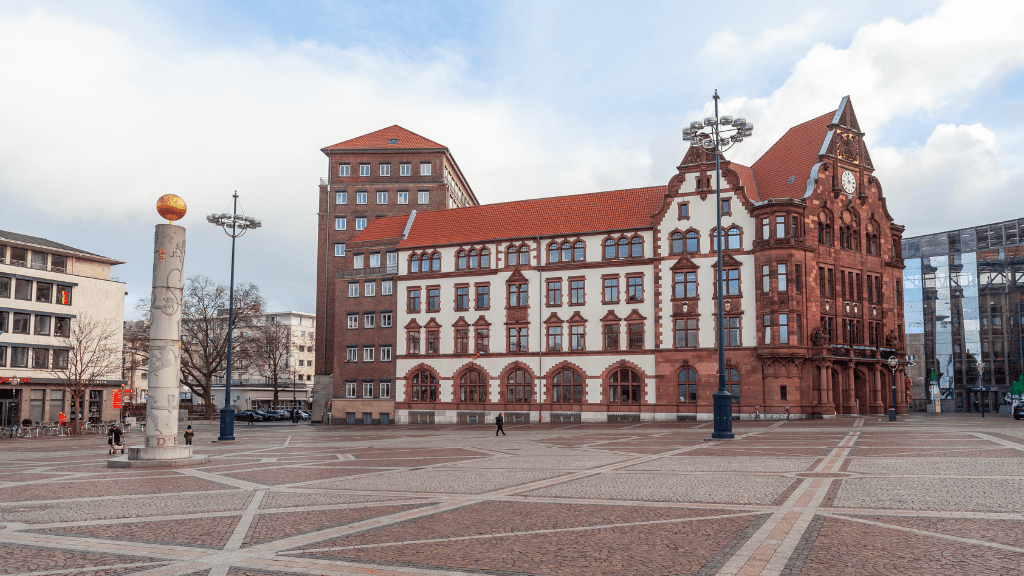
902,217,1024,413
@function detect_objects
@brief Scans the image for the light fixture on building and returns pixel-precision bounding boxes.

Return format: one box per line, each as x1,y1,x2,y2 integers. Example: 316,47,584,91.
684,90,754,440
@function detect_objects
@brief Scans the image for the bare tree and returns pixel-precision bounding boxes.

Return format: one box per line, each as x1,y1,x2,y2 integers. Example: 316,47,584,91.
47,313,122,434
179,275,262,418
122,318,150,406
247,316,294,406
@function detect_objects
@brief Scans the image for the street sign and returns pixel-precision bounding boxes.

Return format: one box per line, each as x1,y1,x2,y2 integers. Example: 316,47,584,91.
112,390,123,409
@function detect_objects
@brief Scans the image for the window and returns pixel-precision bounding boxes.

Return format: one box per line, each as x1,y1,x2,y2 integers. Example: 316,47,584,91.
574,241,585,261
459,370,487,402
363,381,374,398
551,369,584,403
36,282,52,303
508,283,528,307
728,228,741,249
427,288,440,311
377,191,388,204
456,286,469,310
603,277,619,303
896,280,902,305
11,347,28,367
345,283,358,299
761,218,770,240
356,192,368,204
455,329,469,353
0,276,8,298
364,281,376,297
764,315,772,344
338,164,350,177
13,313,30,334
602,323,618,351
364,313,375,329
618,237,628,259
334,243,346,257
721,198,731,214
335,216,346,231
379,163,391,176
547,280,562,306
561,323,583,351
604,239,615,259
355,217,367,231
336,191,348,204
625,323,643,351
718,268,740,296
779,313,789,344
627,276,643,302
426,330,439,354
547,325,562,351
678,368,697,402
674,271,697,299
675,318,698,348
31,348,48,369
609,368,642,403
795,314,802,345
0,345,6,367
346,347,357,362
776,263,788,292
411,370,438,402
508,327,528,352
353,254,364,269
380,380,392,398
431,253,441,272
347,314,358,329
15,279,32,300
458,250,467,269
418,191,429,204
631,236,643,257
0,311,6,333
570,279,585,304
400,163,411,176
762,265,770,293
791,216,800,239
506,369,533,403
476,284,490,309
52,349,68,369
368,253,380,269
408,289,421,312
776,215,786,238
359,164,370,176
671,232,684,254
420,162,432,176
794,263,802,294
686,231,699,253
727,368,739,403
53,318,69,337
726,317,740,346
679,203,689,218
467,249,478,268
475,328,490,353
397,191,409,204
408,331,420,354
378,312,391,328
480,249,490,268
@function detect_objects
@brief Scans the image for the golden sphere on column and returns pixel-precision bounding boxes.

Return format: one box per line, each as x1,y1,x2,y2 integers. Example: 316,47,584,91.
156,194,187,221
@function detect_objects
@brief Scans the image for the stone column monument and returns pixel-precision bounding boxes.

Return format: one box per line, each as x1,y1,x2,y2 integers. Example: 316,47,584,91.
112,195,208,468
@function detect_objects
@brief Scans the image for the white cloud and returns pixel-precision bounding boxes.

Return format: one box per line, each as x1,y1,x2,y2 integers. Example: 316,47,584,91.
701,10,826,60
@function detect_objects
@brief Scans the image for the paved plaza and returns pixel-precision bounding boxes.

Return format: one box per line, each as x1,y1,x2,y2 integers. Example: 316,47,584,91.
2,415,1024,576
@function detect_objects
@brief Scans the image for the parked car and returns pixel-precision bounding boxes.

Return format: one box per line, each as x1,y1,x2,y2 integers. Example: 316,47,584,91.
254,410,277,421
270,410,292,420
235,410,264,422
1013,400,1024,420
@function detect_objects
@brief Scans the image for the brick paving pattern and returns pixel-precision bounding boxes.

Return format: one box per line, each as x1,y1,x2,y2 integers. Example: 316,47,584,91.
2,415,1024,575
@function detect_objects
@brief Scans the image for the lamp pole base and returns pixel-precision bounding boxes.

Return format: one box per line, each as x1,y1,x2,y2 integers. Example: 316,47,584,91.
218,406,236,441
712,389,734,439
888,408,897,422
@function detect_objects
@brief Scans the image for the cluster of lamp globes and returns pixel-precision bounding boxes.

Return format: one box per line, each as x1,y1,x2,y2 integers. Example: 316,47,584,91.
154,194,261,235
682,116,754,150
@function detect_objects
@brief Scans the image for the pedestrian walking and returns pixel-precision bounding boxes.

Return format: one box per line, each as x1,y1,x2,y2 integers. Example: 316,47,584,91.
107,424,124,454
183,425,194,446
58,411,66,427
495,412,506,436
248,411,255,426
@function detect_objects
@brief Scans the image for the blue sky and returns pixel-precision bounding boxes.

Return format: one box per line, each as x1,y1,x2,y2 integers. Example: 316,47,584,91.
1,0,1022,315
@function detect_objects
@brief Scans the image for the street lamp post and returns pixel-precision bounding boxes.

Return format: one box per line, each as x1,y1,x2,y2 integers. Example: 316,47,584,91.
684,90,753,439
887,355,899,422
977,361,986,418
207,192,261,441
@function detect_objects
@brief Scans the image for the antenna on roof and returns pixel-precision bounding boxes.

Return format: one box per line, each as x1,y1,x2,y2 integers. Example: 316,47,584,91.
403,210,417,239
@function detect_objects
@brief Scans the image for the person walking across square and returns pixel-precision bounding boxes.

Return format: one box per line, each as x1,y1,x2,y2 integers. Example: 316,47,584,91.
184,425,194,446
495,412,506,436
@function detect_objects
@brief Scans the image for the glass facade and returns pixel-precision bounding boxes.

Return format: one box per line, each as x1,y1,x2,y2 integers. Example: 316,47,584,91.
903,218,1024,412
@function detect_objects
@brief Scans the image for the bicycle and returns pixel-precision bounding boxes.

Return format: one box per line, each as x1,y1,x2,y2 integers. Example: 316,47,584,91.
0,425,27,439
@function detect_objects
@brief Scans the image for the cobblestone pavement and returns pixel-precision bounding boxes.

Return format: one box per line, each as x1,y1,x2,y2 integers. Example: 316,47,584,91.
3,415,1024,575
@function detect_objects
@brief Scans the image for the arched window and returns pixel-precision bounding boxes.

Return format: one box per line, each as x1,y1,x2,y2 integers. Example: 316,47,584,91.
431,252,441,272
608,367,642,403
420,253,430,272
671,232,684,254
410,370,438,402
726,368,739,403
818,212,833,246
678,368,697,403
727,228,741,250
469,249,479,268
459,370,487,403
480,248,490,268
457,250,467,269
410,253,420,273
551,369,584,403
548,242,560,263
604,238,616,259
517,244,530,266
507,245,518,267
618,237,629,259
686,231,699,253
573,241,585,261
506,369,533,403
561,242,572,262
631,236,643,257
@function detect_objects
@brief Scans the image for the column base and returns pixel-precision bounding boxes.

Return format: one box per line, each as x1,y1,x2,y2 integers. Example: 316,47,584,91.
127,445,194,460
109,449,209,469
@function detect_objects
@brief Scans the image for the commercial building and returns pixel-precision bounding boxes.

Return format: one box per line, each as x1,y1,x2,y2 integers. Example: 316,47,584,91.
902,218,1024,413
336,97,908,424
313,126,480,423
0,230,126,426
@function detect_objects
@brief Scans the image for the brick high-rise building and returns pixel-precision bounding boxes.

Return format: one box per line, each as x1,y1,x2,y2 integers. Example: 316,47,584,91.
313,126,479,422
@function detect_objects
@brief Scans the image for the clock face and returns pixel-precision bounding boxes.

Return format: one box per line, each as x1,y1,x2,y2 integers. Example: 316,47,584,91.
841,170,857,194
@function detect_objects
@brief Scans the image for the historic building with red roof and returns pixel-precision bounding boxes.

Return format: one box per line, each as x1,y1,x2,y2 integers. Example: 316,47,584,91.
317,97,908,424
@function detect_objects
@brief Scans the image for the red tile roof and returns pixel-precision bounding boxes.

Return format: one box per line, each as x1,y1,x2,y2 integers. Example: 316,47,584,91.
353,186,668,248
322,125,445,151
750,110,834,200
728,162,758,199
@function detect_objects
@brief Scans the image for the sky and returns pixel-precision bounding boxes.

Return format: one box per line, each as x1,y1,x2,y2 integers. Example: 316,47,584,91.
2,0,1023,316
